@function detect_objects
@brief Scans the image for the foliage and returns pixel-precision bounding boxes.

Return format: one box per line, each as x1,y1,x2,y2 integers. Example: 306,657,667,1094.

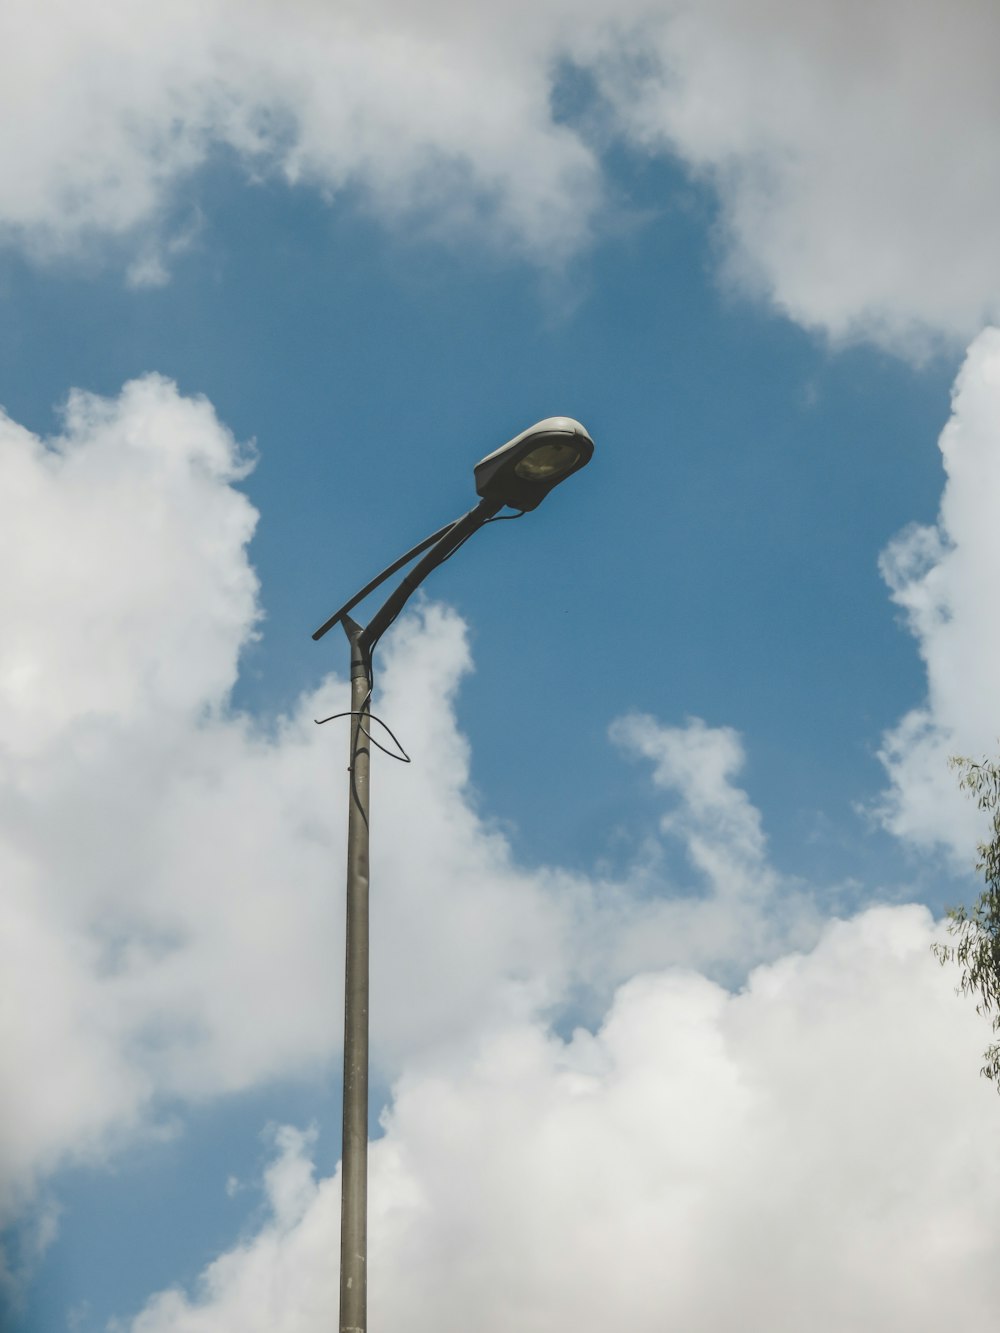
933,757,1000,1087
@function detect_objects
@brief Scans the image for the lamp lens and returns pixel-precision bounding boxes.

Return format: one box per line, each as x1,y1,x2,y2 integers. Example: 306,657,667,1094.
514,440,580,480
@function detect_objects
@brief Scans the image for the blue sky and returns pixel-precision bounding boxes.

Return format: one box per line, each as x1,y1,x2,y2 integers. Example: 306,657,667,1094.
4,4,1000,1331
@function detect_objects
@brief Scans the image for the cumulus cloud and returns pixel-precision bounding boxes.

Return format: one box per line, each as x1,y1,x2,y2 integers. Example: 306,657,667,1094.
602,713,821,984
592,0,1000,349
5,2,1000,344
122,905,1000,1333
0,376,816,1241
878,327,1000,856
0,0,601,267
0,374,260,1214
612,713,769,881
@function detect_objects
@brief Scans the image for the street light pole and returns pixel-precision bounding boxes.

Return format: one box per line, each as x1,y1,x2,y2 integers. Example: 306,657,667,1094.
340,615,371,1333
313,418,594,1333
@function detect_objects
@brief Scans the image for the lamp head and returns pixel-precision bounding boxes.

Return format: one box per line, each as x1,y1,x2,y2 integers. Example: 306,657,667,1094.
473,417,594,511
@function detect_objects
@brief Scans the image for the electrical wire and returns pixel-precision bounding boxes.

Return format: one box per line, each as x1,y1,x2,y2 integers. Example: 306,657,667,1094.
314,693,411,763
434,508,525,571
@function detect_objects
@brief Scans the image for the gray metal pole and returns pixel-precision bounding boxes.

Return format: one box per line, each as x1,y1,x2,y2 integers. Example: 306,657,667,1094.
340,616,370,1333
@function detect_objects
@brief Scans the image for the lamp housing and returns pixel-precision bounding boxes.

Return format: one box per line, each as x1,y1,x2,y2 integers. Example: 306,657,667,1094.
473,417,594,511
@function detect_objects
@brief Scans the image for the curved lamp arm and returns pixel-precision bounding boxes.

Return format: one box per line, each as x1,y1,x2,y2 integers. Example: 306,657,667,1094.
312,518,459,642
311,496,502,651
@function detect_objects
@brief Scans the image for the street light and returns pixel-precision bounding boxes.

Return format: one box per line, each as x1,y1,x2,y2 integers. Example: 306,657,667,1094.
312,416,594,1333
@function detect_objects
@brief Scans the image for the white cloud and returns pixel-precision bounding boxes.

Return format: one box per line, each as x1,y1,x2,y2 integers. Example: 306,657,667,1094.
0,376,817,1242
122,904,1000,1333
593,0,1000,349
0,373,259,1219
0,374,258,754
878,327,1000,856
612,713,769,880
5,2,1000,345
0,0,601,269
602,714,821,984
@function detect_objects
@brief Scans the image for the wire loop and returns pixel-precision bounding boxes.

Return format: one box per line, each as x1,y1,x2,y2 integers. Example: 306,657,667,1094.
314,700,411,763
